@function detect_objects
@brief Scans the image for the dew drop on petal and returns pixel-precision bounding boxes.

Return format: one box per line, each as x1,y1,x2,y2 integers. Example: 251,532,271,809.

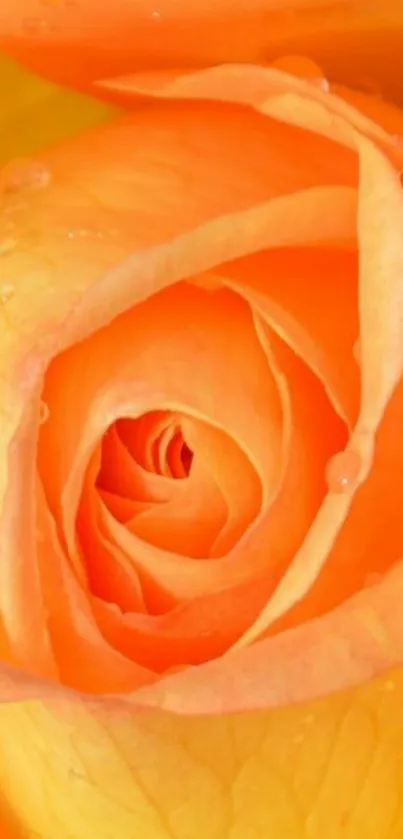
325,449,361,493
39,401,50,425
66,227,104,240
303,75,330,92
0,284,15,305
314,77,330,93
0,159,51,193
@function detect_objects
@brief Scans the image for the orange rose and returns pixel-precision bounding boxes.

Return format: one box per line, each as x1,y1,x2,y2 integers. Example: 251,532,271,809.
1,10,403,839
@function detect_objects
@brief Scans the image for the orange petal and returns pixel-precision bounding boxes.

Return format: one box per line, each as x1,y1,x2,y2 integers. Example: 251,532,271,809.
77,452,148,617
221,246,360,426
39,282,281,611
1,182,350,680
39,281,281,530
117,63,403,645
131,557,403,713
333,82,403,137
94,63,400,163
91,572,275,672
180,417,261,557
0,66,391,692
125,454,228,559
100,324,345,612
98,423,176,505
1,0,403,102
0,396,57,680
37,480,152,692
1,188,355,679
256,372,403,635
123,412,173,475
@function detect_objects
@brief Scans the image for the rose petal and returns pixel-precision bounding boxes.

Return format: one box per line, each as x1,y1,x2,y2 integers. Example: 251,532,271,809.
0,67,384,690
2,97,340,672
1,189,356,679
100,325,344,607
98,423,176,505
0,53,115,165
116,63,403,644
77,451,149,616
39,283,280,547
120,455,229,559
180,417,261,557
1,0,403,103
2,179,350,667
0,666,403,838
91,573,275,672
268,374,403,634
220,246,360,426
130,558,403,713
36,481,153,692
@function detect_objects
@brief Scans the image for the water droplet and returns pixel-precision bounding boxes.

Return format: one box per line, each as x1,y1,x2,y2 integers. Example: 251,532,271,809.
151,10,162,20
66,227,104,241
0,237,16,256
39,401,50,425
382,678,395,692
312,77,330,93
353,339,360,364
325,449,361,493
0,284,14,305
272,55,327,89
1,159,51,193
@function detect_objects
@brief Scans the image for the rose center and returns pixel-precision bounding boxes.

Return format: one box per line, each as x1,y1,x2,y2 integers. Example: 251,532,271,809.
112,411,194,481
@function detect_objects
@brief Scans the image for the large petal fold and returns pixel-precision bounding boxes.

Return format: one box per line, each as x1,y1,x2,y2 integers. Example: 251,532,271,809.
1,0,403,106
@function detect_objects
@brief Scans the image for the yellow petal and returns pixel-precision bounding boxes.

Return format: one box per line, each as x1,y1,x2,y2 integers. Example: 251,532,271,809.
0,53,117,164
0,669,401,838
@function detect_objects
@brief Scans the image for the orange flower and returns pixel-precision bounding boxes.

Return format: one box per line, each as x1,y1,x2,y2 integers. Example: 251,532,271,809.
1,20,403,839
